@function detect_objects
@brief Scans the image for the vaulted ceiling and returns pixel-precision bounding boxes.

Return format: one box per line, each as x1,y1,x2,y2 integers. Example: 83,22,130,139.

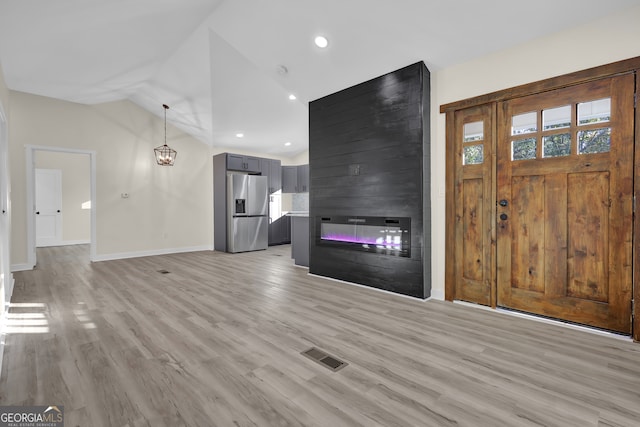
0,0,637,157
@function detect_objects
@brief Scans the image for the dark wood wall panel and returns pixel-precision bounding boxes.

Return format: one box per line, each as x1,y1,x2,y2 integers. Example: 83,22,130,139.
309,62,430,298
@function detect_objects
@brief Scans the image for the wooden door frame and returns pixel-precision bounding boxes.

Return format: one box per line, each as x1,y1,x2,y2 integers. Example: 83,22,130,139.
442,56,640,341
634,72,640,342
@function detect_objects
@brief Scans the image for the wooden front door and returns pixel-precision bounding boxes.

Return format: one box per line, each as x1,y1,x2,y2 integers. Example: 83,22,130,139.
496,74,634,333
452,104,495,306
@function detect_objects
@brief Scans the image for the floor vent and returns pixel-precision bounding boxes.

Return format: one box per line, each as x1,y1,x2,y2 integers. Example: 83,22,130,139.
157,270,171,274
301,347,348,372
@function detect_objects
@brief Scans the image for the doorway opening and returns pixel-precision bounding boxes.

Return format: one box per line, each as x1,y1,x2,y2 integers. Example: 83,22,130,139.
26,146,96,268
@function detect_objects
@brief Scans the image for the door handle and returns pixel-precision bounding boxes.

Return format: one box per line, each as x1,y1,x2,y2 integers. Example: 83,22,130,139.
36,211,40,215
57,210,61,213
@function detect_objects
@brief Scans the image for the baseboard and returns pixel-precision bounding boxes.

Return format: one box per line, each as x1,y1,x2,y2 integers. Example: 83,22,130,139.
0,277,13,382
11,263,34,272
92,245,214,262
36,239,90,248
430,288,445,301
59,239,90,246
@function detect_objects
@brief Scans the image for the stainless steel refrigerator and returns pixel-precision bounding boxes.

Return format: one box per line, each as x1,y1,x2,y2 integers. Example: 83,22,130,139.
227,173,268,253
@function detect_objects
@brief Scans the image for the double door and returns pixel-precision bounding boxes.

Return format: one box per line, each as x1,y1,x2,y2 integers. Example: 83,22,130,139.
449,74,635,334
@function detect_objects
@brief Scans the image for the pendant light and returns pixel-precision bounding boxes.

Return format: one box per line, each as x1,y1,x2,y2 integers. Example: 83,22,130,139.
154,104,177,166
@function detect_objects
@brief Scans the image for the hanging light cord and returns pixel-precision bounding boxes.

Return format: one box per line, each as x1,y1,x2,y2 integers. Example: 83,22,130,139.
163,104,169,146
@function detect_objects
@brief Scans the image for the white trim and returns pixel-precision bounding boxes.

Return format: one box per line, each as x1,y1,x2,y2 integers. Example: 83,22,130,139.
58,240,91,246
0,311,5,383
10,263,33,272
26,145,97,267
92,245,213,262
36,240,91,248
25,147,35,268
0,96,13,375
430,288,445,301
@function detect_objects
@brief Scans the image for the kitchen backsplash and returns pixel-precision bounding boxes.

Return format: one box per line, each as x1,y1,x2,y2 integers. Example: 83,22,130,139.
292,192,309,212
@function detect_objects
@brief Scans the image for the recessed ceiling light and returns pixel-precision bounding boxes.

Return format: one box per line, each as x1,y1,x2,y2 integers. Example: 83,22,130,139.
285,142,292,146
289,94,297,100
314,36,329,48
236,133,244,138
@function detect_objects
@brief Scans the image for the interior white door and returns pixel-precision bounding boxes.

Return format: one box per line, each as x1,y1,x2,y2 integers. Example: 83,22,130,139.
35,168,63,247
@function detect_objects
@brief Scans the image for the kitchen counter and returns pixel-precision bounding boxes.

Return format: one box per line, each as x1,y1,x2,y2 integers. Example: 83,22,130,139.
288,213,309,267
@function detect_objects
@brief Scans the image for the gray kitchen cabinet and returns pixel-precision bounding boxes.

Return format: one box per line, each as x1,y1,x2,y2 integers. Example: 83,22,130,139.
297,164,309,193
261,158,282,194
268,210,290,245
283,214,291,243
227,154,261,173
282,164,309,193
291,216,309,267
260,158,283,245
269,160,282,193
282,166,298,193
268,213,278,245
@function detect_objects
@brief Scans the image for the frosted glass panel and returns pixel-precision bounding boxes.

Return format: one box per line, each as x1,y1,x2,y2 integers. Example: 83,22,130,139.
512,112,537,135
463,121,483,142
543,105,571,130
578,98,611,125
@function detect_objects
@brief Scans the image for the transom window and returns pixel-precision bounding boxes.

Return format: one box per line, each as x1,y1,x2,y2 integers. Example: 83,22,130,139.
510,98,611,161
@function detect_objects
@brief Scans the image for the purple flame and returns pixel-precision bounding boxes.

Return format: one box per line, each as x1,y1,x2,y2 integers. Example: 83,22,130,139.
321,234,402,248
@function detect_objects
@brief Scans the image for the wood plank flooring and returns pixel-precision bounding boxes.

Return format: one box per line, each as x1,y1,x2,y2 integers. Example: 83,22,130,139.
1,244,639,426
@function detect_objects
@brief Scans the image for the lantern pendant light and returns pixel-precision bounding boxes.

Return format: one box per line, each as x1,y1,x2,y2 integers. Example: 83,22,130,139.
154,104,177,166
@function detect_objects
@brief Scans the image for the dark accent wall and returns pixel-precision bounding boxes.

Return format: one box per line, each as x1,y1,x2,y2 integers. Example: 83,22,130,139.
309,62,431,299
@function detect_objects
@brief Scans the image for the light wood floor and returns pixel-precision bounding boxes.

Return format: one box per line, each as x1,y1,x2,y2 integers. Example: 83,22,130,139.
1,245,639,426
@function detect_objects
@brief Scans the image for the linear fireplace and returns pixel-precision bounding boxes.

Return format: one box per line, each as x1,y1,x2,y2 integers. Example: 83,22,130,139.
316,216,411,257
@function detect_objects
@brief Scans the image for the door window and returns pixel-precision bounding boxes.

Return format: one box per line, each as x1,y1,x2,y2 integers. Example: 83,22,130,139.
462,121,484,165
509,97,612,160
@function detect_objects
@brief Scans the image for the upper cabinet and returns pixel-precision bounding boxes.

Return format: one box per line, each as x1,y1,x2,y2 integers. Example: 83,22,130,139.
260,158,282,194
297,164,309,193
282,164,309,193
282,166,298,193
227,154,261,173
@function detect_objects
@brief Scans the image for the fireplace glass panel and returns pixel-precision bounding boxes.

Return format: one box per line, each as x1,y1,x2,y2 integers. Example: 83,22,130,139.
317,216,410,257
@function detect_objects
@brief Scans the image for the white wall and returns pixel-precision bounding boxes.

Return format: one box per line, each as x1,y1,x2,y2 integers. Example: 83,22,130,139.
35,151,90,244
10,93,213,266
0,60,11,378
283,150,308,165
429,4,640,300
